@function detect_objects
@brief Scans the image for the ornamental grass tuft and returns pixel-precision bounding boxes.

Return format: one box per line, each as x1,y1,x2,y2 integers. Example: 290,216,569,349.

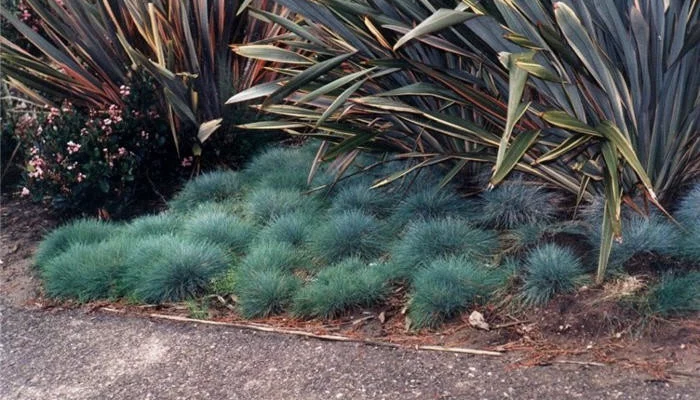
583,198,679,270
391,217,498,279
245,187,318,223
390,187,470,227
521,243,585,305
168,170,242,212
35,218,113,268
675,185,700,224
672,186,700,263
241,241,307,272
121,235,230,303
408,256,504,329
182,210,256,256
41,237,131,302
645,271,700,317
293,258,389,319
257,212,317,248
243,146,319,190
235,268,300,318
120,213,182,238
474,181,559,229
328,183,396,219
311,210,386,263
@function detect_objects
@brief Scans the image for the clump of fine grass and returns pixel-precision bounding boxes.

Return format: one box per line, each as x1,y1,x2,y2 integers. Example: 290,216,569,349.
672,186,700,263
311,210,387,263
598,214,678,270
257,212,317,248
391,217,499,279
520,243,585,305
390,187,470,227
673,223,700,262
582,198,679,270
243,146,319,190
168,170,242,212
35,219,114,268
182,211,256,256
235,268,301,318
328,184,396,218
41,237,131,302
241,241,308,272
245,187,319,223
121,235,230,303
645,271,700,317
474,181,559,229
293,258,389,319
120,213,182,238
408,256,505,329
675,185,700,223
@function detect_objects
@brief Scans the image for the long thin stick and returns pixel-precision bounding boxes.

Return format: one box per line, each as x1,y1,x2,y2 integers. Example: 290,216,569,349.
100,308,503,356
554,360,606,367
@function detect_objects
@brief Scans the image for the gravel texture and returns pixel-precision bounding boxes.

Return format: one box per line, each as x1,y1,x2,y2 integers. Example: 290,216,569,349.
1,304,697,400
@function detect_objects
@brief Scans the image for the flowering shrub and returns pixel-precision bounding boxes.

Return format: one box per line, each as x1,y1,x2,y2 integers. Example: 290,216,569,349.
17,77,181,216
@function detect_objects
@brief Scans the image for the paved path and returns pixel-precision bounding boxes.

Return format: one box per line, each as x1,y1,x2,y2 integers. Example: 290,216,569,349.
1,305,696,400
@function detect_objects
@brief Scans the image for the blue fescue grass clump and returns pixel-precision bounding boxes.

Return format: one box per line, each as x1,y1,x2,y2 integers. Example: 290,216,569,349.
293,258,389,319
391,217,499,279
672,186,700,263
120,213,182,238
41,238,131,302
328,184,396,218
35,218,113,268
610,214,677,266
408,256,505,329
245,187,319,223
520,243,585,305
121,235,230,303
475,181,559,229
234,268,301,318
241,241,308,272
243,146,319,190
645,272,700,317
673,224,700,262
182,210,256,256
390,187,470,227
675,185,700,224
582,198,679,269
311,210,387,263
258,212,317,248
168,170,242,212
598,214,678,269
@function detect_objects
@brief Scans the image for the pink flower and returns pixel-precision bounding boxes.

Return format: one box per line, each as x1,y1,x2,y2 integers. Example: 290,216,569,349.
119,85,131,98
66,141,81,154
21,187,30,197
117,147,127,157
28,155,46,178
76,172,86,183
181,156,193,167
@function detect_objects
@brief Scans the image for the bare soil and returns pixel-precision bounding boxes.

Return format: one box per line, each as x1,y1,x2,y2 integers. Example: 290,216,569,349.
1,196,698,383
1,196,56,307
